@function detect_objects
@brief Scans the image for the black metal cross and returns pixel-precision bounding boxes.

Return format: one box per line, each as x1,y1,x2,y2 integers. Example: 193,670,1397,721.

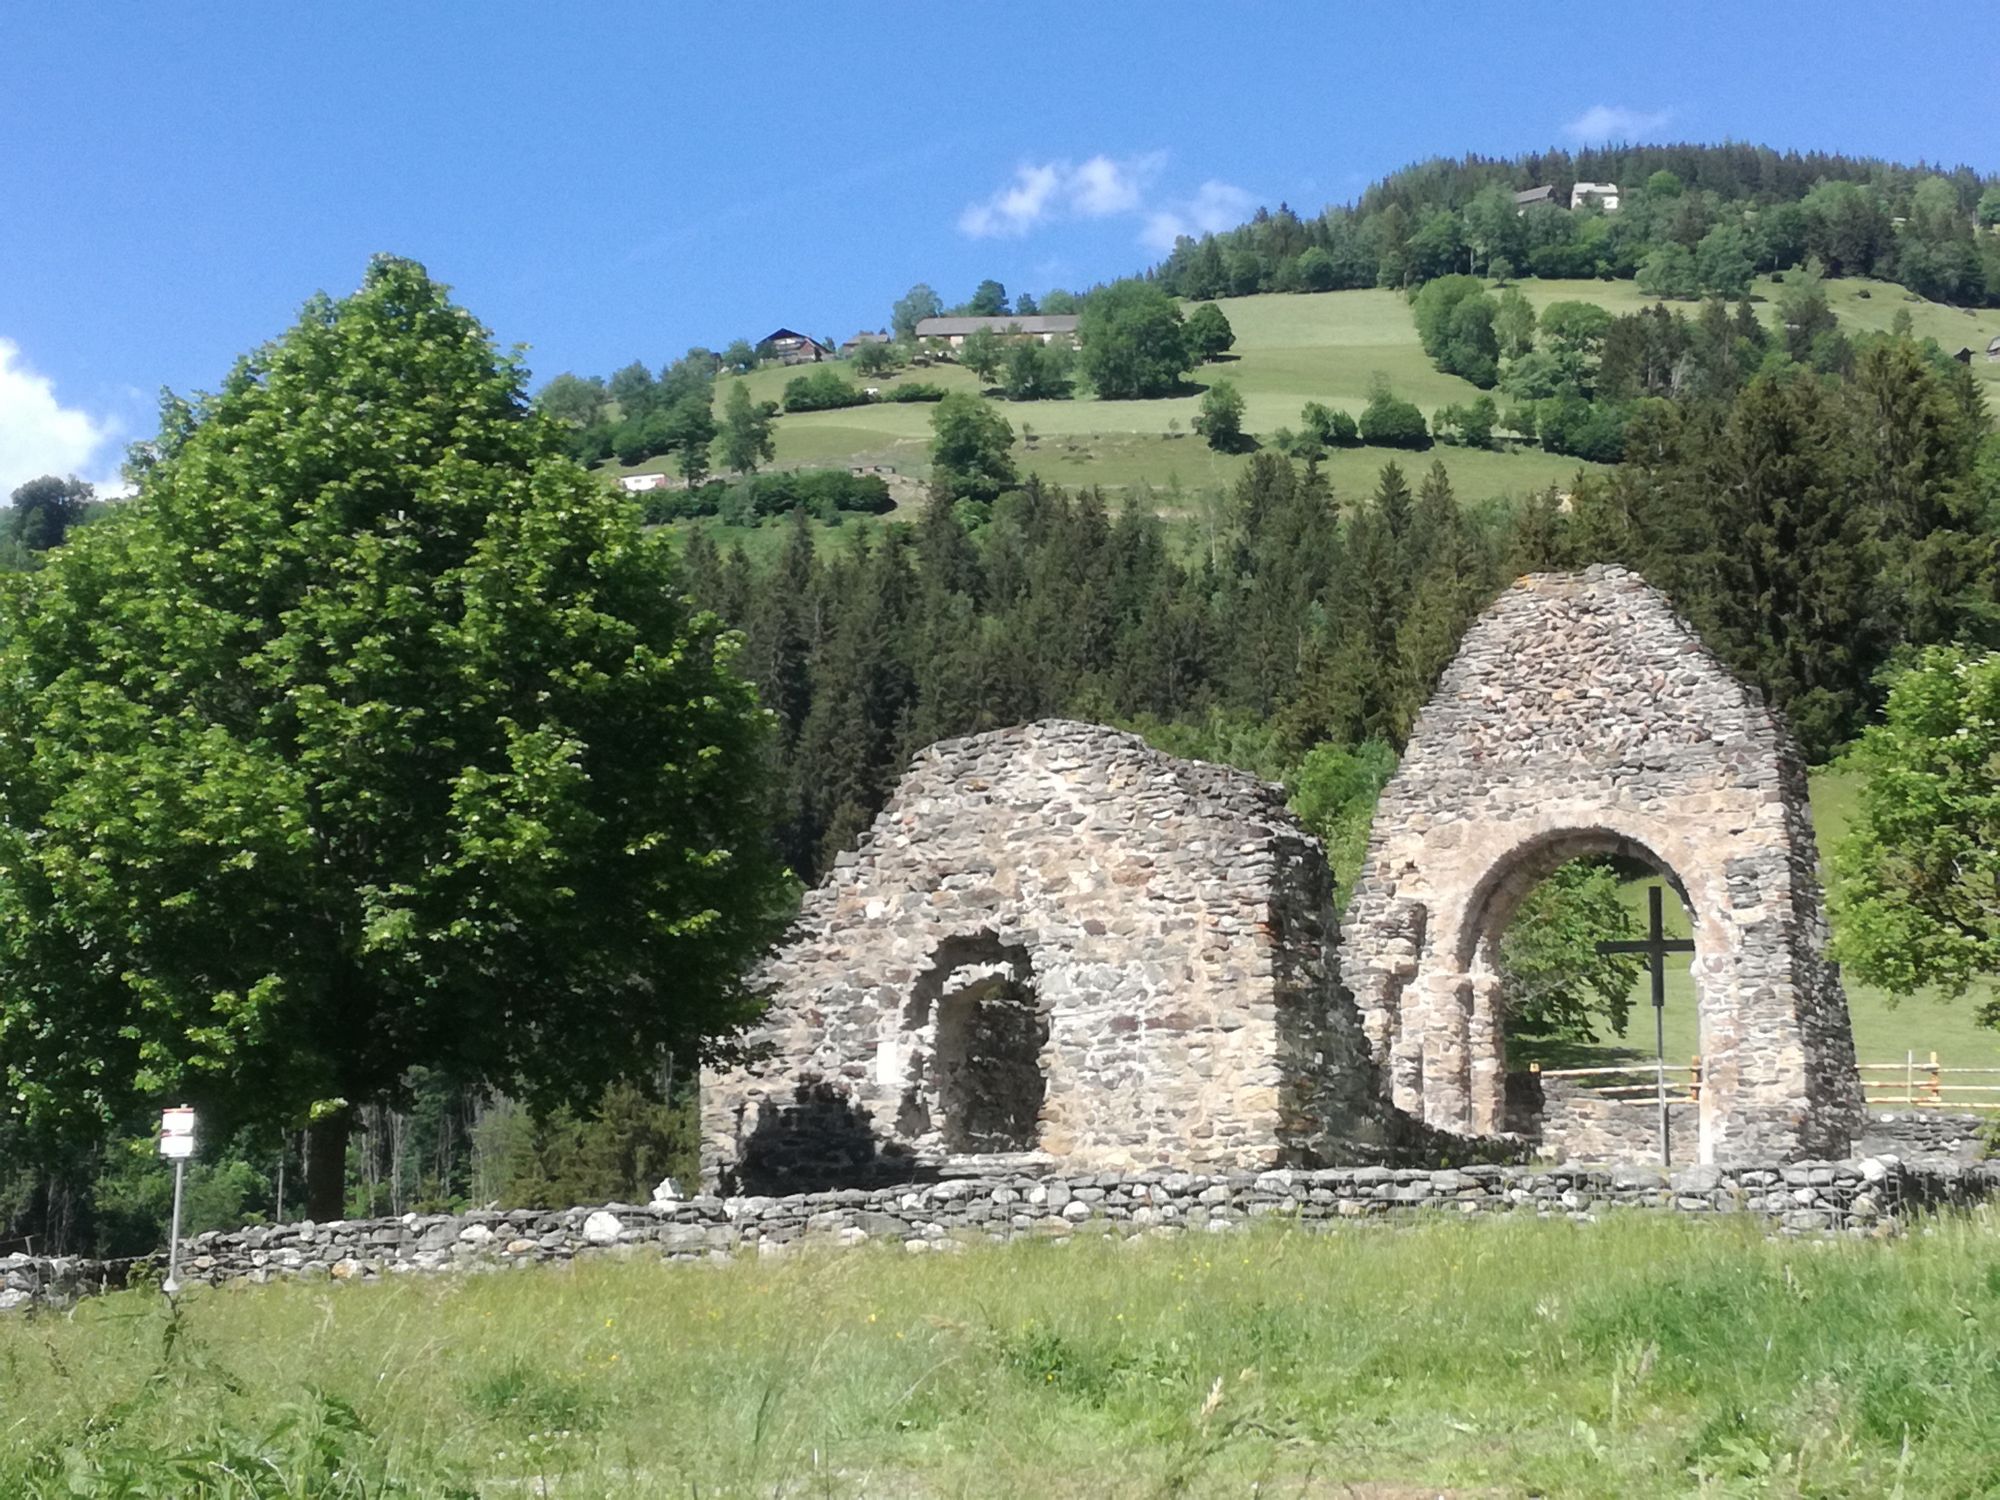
1597,885,1695,1165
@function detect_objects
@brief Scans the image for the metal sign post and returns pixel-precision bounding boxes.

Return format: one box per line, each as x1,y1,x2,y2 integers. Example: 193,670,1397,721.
1597,887,1696,1168
158,1105,196,1296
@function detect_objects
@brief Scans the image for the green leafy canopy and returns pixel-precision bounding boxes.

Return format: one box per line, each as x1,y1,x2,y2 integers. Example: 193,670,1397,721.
0,256,788,1151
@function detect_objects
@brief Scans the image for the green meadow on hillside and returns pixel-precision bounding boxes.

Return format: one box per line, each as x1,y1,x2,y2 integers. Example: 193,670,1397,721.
1573,769,2000,1081
11,1214,2000,1496
613,276,1999,507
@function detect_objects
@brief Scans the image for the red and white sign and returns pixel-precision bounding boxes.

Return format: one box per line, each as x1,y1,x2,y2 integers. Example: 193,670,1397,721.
159,1106,196,1160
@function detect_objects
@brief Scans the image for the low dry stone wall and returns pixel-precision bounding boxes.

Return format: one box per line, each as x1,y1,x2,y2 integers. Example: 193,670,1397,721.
1860,1111,1991,1162
7,1157,1994,1312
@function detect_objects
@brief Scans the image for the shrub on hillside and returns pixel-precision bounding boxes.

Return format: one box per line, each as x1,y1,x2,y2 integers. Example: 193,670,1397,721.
641,469,894,525
1433,396,1498,449
1300,400,1359,447
1359,391,1430,449
782,370,873,413
1410,275,1500,387
883,382,947,402
1536,396,1629,463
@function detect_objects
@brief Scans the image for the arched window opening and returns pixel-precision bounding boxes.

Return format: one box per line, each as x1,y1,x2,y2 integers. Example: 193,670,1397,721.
902,934,1048,1155
1466,837,1704,1160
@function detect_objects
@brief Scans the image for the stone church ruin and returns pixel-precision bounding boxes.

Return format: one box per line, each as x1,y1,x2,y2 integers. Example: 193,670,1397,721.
1342,566,1863,1164
702,720,1390,1190
704,566,1865,1188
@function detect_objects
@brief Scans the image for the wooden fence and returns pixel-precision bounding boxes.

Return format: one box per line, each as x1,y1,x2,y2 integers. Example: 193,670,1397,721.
1859,1052,2000,1111
1527,1060,1702,1107
1528,1053,2000,1112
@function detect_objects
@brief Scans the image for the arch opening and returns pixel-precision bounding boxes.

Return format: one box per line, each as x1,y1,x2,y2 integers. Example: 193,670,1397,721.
900,933,1048,1155
1457,829,1707,1160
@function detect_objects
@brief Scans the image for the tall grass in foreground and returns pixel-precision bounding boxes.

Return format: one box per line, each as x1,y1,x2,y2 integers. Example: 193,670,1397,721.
5,1212,2000,1497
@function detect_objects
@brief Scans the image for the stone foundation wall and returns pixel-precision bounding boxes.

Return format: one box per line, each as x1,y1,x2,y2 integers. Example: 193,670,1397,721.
9,1157,1991,1313
1541,1090,1700,1165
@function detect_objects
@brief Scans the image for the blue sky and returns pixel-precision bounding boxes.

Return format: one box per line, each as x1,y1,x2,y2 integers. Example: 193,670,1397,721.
2,2,1994,492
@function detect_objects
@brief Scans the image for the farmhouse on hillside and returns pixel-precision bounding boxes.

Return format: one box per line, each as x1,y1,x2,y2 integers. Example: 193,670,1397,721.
914,313,1080,349
1513,185,1559,211
841,329,892,356
617,473,671,493
760,327,830,365
1570,181,1620,211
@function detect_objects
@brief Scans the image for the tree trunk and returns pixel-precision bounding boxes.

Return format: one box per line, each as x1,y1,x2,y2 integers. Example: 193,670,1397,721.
304,1108,351,1222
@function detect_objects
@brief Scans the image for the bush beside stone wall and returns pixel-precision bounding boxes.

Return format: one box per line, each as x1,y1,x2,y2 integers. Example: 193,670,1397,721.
8,1156,1995,1314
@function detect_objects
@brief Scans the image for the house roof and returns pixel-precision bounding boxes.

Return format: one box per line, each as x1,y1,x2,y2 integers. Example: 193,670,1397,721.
761,327,828,349
914,314,1080,338
842,330,892,346
1514,186,1558,206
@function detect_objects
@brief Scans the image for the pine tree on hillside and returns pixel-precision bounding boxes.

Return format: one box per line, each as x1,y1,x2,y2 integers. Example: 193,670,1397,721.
1698,370,1883,756
1845,339,1997,651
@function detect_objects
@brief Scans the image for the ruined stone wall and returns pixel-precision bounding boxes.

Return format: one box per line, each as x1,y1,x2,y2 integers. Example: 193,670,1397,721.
703,721,1387,1190
11,1156,1990,1312
1859,1111,1992,1163
1342,567,1864,1164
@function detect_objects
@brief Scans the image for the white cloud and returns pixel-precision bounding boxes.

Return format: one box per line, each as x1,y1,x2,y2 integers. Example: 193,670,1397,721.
0,340,119,499
1140,180,1257,252
958,153,1163,238
1562,104,1673,143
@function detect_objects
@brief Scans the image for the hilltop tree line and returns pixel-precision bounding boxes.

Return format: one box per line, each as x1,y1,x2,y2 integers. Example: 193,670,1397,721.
1148,144,2000,308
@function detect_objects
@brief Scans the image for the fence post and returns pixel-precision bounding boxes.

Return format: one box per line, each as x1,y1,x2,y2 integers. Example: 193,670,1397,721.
1907,1048,1915,1105
1929,1050,1942,1104
1688,1054,1701,1102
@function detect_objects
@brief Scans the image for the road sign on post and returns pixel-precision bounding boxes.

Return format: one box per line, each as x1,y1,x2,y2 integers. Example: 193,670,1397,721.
158,1106,195,1296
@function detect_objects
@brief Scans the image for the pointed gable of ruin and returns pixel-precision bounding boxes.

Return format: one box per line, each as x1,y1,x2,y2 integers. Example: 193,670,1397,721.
702,720,1387,1190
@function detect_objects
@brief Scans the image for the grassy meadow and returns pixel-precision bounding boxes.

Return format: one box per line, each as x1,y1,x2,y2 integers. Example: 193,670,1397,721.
10,1213,2000,1496
1550,768,2000,1088
615,275,2000,515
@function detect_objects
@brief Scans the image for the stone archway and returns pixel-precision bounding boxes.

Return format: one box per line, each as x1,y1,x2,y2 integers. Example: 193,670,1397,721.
1446,825,1705,1155
1340,567,1863,1164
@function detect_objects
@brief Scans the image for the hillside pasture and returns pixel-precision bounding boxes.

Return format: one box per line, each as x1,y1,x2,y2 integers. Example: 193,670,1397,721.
610,277,1995,506
618,290,1605,502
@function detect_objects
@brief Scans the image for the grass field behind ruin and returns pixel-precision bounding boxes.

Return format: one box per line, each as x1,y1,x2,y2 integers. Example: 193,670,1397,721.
1581,769,2000,1086
8,1212,2000,1496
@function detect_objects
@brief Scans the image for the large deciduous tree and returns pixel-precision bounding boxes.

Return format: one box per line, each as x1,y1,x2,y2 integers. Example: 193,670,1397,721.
891,283,944,343
929,392,1016,501
1829,649,2000,1008
0,257,787,1219
1078,282,1192,399
7,474,96,554
1183,302,1236,363
717,381,776,475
